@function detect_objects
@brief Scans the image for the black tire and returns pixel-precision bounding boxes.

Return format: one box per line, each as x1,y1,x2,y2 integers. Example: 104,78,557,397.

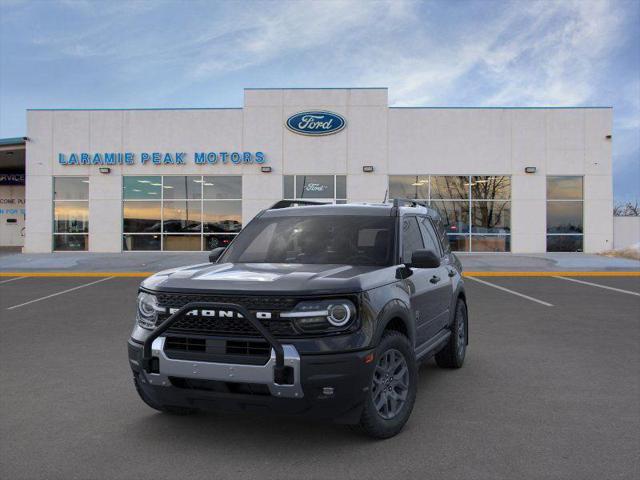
358,330,418,439
435,298,467,369
133,374,198,415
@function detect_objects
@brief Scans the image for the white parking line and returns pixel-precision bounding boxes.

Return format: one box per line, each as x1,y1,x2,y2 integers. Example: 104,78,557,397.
553,276,640,297
0,277,26,285
466,276,554,307
6,277,114,310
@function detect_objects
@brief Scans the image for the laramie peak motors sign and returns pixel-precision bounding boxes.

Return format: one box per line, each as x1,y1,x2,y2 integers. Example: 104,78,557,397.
57,151,266,166
286,111,346,136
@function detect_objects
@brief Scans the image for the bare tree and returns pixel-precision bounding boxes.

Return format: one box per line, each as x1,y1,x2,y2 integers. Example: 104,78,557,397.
471,176,510,231
613,201,639,216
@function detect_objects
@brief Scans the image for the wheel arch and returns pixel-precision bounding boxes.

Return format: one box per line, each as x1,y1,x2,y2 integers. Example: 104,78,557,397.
457,289,467,307
373,299,415,347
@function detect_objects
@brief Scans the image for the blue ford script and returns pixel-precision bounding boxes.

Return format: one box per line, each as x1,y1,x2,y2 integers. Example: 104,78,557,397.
286,111,346,136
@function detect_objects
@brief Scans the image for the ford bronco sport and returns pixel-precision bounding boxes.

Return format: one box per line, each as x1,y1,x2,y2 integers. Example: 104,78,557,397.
127,199,468,438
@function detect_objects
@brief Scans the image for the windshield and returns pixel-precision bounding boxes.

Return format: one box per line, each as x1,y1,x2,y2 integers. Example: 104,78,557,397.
220,215,396,266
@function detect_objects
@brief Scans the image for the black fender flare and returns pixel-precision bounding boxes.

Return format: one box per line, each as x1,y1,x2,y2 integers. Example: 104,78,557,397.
372,298,415,348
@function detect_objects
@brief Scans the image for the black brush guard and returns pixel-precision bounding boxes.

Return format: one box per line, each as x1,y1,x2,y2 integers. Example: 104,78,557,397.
141,301,288,384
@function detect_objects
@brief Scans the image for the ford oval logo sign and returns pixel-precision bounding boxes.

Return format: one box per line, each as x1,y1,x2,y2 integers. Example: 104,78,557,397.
286,111,346,136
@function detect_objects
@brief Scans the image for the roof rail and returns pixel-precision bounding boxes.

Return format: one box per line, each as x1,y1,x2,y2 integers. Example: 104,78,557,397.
269,199,331,210
392,198,429,209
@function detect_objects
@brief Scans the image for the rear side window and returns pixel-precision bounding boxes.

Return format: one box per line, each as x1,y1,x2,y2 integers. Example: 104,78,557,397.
432,217,451,253
419,217,442,256
401,217,424,263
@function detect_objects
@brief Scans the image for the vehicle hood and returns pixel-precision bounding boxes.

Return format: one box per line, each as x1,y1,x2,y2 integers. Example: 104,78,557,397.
141,262,397,295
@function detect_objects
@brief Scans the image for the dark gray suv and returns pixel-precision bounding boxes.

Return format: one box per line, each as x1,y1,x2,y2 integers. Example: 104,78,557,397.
127,199,468,438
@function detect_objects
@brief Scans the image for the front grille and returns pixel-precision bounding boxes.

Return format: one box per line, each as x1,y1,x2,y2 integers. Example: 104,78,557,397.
164,336,206,352
226,340,270,357
156,293,300,337
163,336,271,364
156,293,298,311
159,314,297,337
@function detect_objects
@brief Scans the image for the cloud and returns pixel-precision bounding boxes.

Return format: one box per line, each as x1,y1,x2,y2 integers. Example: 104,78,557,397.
187,0,409,80
57,0,160,17
17,0,627,108
356,0,625,107
481,0,623,106
616,79,640,130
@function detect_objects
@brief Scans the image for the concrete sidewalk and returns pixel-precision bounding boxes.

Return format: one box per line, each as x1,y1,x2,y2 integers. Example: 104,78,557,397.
457,252,640,272
0,250,638,273
0,251,208,273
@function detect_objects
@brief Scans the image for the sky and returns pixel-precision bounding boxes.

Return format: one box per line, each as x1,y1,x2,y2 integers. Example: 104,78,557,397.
0,0,638,202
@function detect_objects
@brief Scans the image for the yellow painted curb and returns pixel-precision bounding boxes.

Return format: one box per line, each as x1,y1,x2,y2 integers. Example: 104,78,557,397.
463,271,640,277
0,272,152,277
0,271,638,278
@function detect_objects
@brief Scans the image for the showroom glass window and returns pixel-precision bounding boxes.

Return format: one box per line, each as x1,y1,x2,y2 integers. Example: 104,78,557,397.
388,175,511,252
53,177,89,251
546,176,583,252
122,176,242,251
283,175,347,203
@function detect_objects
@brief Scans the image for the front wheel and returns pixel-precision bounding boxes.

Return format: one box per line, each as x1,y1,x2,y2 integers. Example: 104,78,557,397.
435,298,467,369
358,331,418,439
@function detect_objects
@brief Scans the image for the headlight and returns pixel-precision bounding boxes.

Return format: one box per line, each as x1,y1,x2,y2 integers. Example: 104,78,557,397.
281,299,356,333
136,292,159,330
327,303,351,326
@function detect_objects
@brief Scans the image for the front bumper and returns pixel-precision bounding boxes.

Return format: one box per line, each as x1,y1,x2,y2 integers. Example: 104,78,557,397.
128,338,375,423
142,336,304,398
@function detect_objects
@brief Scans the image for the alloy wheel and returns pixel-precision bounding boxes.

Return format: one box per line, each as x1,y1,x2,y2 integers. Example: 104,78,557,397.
456,306,466,359
371,348,410,420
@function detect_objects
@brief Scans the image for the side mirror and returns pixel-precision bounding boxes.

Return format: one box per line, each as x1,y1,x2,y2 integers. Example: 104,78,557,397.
409,249,440,269
208,247,226,263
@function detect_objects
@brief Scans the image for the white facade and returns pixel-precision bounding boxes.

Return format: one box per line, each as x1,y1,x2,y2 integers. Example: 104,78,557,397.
613,216,640,250
24,88,613,253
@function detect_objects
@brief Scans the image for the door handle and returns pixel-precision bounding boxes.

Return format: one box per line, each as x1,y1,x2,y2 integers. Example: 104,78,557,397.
430,275,441,284
448,269,456,278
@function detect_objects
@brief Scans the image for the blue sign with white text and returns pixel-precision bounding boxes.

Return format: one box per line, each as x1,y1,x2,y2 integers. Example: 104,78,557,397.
286,111,346,136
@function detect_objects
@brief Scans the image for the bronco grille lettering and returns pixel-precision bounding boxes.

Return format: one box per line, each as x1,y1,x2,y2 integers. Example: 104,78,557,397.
167,307,275,319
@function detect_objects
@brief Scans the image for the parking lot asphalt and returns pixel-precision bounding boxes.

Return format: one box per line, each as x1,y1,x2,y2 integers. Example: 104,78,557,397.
1,275,638,480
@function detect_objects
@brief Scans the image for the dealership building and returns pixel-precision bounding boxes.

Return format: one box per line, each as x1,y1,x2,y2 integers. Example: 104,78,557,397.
0,88,615,254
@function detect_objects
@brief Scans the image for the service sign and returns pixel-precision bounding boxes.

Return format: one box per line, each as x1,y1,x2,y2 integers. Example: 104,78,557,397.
286,111,346,136
0,173,25,185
